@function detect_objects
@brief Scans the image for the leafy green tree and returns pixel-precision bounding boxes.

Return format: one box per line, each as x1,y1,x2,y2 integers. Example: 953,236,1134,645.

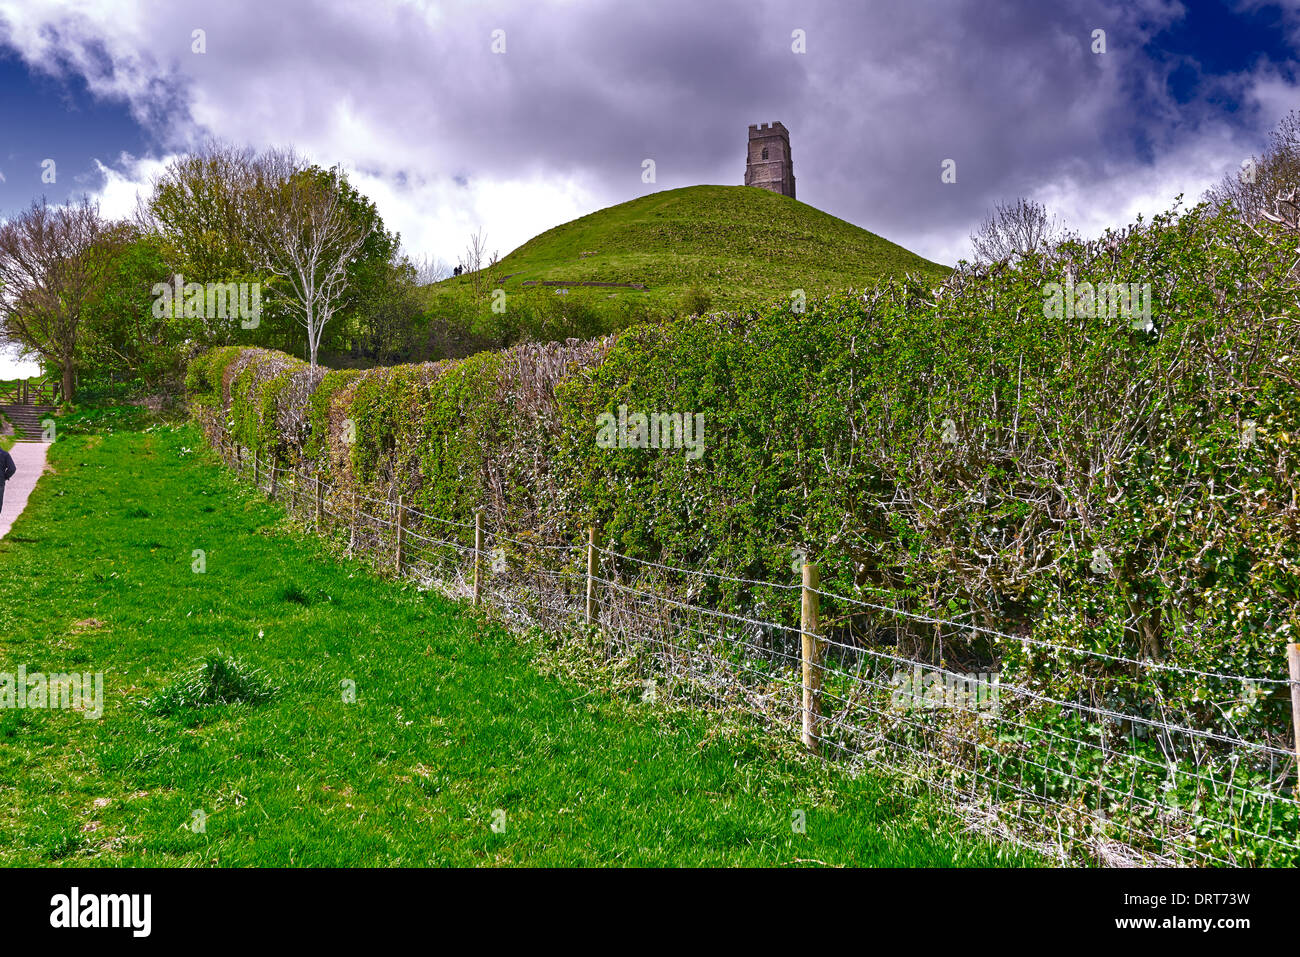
143,142,263,284
78,228,180,393
145,144,402,366
0,197,120,403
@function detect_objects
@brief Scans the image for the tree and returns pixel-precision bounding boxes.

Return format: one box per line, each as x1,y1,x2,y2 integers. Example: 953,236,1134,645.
78,227,178,392
140,141,263,283
249,153,375,369
1205,110,1300,224
970,198,1061,263
142,142,280,349
463,228,498,301
0,197,119,402
408,251,452,286
144,142,399,361
308,166,401,359
349,257,425,362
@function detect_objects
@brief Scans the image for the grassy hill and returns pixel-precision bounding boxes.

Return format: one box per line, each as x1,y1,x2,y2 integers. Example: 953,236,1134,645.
417,187,949,348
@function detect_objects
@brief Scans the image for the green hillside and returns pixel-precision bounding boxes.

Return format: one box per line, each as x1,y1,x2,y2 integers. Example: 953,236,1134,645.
427,185,949,319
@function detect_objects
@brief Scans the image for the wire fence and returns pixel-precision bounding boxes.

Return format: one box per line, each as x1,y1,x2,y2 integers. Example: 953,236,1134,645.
211,431,1300,867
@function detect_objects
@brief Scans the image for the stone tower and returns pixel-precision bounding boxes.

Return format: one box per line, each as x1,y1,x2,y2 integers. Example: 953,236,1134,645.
744,121,795,199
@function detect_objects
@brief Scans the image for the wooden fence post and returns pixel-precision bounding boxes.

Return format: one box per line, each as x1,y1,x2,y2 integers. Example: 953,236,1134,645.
349,489,359,553
1288,643,1300,789
801,562,822,755
585,526,599,625
473,511,484,607
252,450,259,489
289,468,297,514
315,476,324,528
394,495,406,575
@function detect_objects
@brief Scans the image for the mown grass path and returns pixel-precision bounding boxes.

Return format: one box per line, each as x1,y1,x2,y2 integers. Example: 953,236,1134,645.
0,421,1035,866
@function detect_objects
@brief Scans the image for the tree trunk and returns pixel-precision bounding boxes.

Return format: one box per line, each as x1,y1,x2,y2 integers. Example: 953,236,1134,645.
61,360,75,405
307,303,317,370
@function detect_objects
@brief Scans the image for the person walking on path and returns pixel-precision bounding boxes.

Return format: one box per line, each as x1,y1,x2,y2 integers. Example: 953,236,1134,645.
0,445,15,517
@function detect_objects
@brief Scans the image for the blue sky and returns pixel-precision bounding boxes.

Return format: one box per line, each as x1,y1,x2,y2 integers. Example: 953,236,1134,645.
1,0,1298,375
1151,0,1293,79
0,51,151,203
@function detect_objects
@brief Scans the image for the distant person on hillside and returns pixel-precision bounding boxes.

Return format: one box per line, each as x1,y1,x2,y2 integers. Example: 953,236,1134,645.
0,445,14,516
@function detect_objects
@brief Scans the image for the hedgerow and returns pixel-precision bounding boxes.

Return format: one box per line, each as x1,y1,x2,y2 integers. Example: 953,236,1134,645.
304,368,364,465
188,199,1300,863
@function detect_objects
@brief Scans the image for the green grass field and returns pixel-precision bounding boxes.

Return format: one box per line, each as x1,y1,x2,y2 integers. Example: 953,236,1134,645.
428,185,950,314
0,415,1034,867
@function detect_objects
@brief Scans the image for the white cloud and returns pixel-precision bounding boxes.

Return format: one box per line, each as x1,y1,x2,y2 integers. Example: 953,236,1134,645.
91,154,171,222
0,343,41,379
80,149,600,270
346,167,598,268
914,132,1248,266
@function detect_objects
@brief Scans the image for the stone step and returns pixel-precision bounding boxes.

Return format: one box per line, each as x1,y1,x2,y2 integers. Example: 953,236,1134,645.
0,405,56,439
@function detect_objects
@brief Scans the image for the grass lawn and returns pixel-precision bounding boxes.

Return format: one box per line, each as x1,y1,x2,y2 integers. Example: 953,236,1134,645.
0,415,1035,867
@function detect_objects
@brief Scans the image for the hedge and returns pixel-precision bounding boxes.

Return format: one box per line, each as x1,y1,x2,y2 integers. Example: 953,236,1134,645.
188,200,1300,863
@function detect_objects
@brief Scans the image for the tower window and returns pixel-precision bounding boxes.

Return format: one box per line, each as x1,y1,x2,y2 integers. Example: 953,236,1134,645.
761,147,769,160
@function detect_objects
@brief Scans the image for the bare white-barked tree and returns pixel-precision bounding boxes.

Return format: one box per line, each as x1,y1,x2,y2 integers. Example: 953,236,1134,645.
251,151,373,369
